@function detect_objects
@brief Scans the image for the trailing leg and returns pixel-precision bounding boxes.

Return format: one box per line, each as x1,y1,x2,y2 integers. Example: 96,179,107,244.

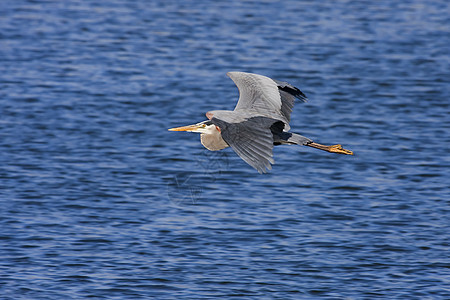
306,142,353,155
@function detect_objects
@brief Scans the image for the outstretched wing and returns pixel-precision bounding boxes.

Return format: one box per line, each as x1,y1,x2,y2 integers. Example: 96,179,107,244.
212,116,278,174
273,79,308,124
228,72,282,114
227,72,307,130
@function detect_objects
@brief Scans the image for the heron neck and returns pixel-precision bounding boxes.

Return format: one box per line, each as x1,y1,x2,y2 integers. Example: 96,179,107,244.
200,132,229,151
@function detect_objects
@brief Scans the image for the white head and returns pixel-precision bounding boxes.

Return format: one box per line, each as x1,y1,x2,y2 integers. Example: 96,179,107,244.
168,120,229,151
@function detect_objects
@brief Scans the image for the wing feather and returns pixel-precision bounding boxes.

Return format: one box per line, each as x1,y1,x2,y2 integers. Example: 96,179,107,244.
212,116,277,173
227,72,285,120
227,72,308,131
273,79,308,124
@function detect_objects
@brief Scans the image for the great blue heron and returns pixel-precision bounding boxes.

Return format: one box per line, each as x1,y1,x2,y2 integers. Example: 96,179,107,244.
169,72,353,173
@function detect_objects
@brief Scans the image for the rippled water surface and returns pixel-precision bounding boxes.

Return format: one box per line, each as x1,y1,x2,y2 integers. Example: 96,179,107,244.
1,0,449,299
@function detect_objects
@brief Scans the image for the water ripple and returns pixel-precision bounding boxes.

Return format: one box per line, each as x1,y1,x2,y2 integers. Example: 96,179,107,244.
1,0,449,299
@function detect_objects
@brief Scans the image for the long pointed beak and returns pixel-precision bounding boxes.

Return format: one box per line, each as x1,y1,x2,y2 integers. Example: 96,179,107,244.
168,124,202,132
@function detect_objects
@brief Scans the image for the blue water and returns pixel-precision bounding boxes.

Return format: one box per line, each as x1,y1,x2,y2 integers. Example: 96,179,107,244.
1,0,449,299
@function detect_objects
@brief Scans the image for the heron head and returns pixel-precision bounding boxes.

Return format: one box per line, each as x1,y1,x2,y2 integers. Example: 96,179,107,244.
168,120,218,134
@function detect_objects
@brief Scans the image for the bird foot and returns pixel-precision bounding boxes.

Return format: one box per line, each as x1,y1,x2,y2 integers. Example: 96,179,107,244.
328,144,353,155
306,142,354,155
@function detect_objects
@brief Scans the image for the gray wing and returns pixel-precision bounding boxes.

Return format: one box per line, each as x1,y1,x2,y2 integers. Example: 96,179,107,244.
273,79,308,124
227,72,307,130
228,72,281,112
212,116,278,173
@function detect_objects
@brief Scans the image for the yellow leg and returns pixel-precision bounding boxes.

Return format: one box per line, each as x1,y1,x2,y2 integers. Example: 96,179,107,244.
306,142,353,155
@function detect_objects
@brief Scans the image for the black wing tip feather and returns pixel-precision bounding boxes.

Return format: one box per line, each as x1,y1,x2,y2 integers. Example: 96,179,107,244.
274,79,308,102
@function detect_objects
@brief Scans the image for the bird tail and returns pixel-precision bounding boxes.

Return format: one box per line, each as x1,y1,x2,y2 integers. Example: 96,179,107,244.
286,132,312,145
273,132,312,146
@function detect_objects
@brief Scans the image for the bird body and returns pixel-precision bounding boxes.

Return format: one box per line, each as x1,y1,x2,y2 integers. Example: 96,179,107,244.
169,72,353,173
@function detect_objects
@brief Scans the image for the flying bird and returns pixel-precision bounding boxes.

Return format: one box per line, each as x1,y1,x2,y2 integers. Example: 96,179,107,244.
169,72,353,173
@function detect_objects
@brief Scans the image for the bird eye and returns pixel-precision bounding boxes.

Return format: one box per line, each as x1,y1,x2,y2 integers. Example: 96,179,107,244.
202,124,206,127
